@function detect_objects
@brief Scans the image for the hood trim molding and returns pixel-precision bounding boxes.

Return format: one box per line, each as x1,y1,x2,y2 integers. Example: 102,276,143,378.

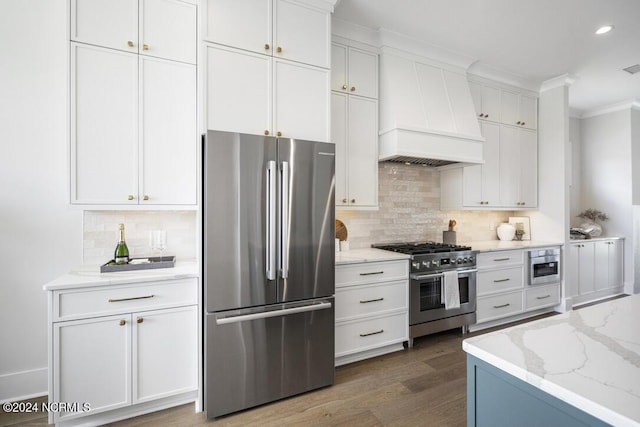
379,127,484,165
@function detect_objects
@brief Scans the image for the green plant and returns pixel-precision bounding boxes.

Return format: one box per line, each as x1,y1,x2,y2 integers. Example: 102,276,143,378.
577,209,609,222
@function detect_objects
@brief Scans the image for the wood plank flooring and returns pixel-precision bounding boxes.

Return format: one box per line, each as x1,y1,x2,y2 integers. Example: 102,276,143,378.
0,314,557,427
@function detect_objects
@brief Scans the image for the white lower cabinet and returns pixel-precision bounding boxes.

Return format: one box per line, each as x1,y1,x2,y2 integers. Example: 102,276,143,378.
568,238,624,305
335,260,408,366
49,278,198,425
473,248,560,330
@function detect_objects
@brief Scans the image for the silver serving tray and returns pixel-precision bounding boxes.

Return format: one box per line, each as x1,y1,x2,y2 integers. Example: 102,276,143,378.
100,256,176,273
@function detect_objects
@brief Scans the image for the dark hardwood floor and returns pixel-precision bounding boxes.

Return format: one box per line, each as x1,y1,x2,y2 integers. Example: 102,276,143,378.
0,314,558,427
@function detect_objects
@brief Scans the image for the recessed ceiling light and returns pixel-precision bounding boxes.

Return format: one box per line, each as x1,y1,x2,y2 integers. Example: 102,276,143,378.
595,25,614,35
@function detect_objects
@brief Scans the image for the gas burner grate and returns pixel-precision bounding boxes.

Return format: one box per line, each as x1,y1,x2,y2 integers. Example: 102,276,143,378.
372,241,472,255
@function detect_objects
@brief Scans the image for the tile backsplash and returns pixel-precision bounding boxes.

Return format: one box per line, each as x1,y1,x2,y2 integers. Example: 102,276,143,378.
83,210,197,265
337,163,512,248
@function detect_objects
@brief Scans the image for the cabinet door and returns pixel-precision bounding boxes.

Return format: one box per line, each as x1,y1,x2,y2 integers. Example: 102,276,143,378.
140,57,197,205
347,96,378,207
70,0,138,53
71,43,138,204
594,241,609,291
274,59,329,142
205,0,272,54
332,92,348,206
206,45,271,136
54,315,131,421
608,240,624,288
480,121,501,205
274,0,331,68
331,43,348,93
499,125,520,207
462,165,483,207
133,306,198,403
500,90,520,127
348,48,378,99
567,244,581,298
140,0,197,64
578,243,596,295
518,129,538,207
481,84,501,123
519,94,538,130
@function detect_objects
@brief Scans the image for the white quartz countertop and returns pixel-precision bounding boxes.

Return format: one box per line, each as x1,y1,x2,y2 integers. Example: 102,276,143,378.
335,248,410,265
43,260,198,291
463,294,640,426
568,235,625,243
463,240,564,252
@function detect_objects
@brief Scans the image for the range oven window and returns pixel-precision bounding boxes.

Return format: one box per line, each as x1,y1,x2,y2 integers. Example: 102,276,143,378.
533,261,558,279
419,275,470,312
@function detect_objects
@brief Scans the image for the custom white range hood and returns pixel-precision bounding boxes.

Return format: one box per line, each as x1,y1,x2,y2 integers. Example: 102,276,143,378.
379,46,485,166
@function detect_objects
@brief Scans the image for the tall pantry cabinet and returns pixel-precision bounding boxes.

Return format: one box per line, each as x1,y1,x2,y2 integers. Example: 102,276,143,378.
204,0,334,143
70,0,198,205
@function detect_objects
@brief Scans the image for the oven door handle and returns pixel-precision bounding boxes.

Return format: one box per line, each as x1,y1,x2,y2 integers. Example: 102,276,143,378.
410,269,477,281
410,272,443,281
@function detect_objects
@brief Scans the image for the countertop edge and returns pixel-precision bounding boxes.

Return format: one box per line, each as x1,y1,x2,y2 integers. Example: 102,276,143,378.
463,341,636,427
335,248,411,265
43,261,199,291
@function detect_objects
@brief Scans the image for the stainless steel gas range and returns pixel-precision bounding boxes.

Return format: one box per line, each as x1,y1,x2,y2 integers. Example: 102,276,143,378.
372,242,478,346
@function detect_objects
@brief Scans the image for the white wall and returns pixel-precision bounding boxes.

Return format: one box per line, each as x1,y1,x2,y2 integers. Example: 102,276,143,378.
0,0,83,402
580,110,634,293
569,117,582,226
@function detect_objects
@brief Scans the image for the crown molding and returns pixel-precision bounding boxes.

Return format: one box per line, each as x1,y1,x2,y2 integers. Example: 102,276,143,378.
539,74,577,93
580,99,640,119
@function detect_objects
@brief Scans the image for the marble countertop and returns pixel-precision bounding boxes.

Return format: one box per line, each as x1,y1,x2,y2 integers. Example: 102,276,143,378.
568,236,625,243
335,248,411,265
463,240,564,252
463,294,640,426
43,260,198,291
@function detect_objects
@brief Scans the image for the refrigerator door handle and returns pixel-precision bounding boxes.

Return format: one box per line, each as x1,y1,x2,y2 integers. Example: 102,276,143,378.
215,301,332,325
280,161,290,279
266,161,276,280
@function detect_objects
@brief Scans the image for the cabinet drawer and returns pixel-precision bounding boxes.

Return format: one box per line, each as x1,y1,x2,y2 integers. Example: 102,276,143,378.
336,260,408,287
335,280,407,321
477,250,523,268
524,284,560,311
477,267,523,295
335,312,407,357
54,278,198,321
476,291,523,323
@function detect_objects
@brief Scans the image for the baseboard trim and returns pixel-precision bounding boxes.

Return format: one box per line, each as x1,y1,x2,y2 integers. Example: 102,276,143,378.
0,367,47,403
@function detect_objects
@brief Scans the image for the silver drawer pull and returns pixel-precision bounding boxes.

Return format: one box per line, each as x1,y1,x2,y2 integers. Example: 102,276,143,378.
359,271,384,276
536,295,551,300
108,295,155,303
360,297,384,304
360,329,384,337
493,303,510,308
493,258,510,261
493,278,510,283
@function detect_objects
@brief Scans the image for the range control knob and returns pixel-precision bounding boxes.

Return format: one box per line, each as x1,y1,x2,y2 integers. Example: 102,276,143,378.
432,259,439,267
412,262,421,270
469,256,475,263
422,260,430,268
463,257,469,263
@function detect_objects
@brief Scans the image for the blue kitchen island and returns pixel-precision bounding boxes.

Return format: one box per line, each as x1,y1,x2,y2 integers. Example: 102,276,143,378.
464,294,640,427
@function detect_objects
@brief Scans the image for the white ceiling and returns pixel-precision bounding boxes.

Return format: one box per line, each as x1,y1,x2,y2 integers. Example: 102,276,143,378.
333,0,640,115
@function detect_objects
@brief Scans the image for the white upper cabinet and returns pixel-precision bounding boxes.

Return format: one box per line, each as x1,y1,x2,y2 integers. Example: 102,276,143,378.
462,121,500,207
139,0,197,64
274,59,330,141
70,1,198,206
469,81,500,123
71,0,138,54
71,44,138,204
140,57,197,205
274,0,330,68
71,0,196,64
206,45,272,136
205,0,331,68
499,126,537,208
206,0,272,54
331,43,378,99
501,90,537,130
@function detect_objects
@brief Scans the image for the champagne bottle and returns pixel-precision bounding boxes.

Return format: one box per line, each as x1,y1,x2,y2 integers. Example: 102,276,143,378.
114,223,130,264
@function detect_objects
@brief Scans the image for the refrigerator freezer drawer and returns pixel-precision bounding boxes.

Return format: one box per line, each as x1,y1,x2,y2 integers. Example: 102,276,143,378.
205,297,335,418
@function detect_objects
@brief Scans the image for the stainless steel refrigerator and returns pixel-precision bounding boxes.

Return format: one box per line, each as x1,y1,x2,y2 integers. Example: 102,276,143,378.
203,130,335,418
